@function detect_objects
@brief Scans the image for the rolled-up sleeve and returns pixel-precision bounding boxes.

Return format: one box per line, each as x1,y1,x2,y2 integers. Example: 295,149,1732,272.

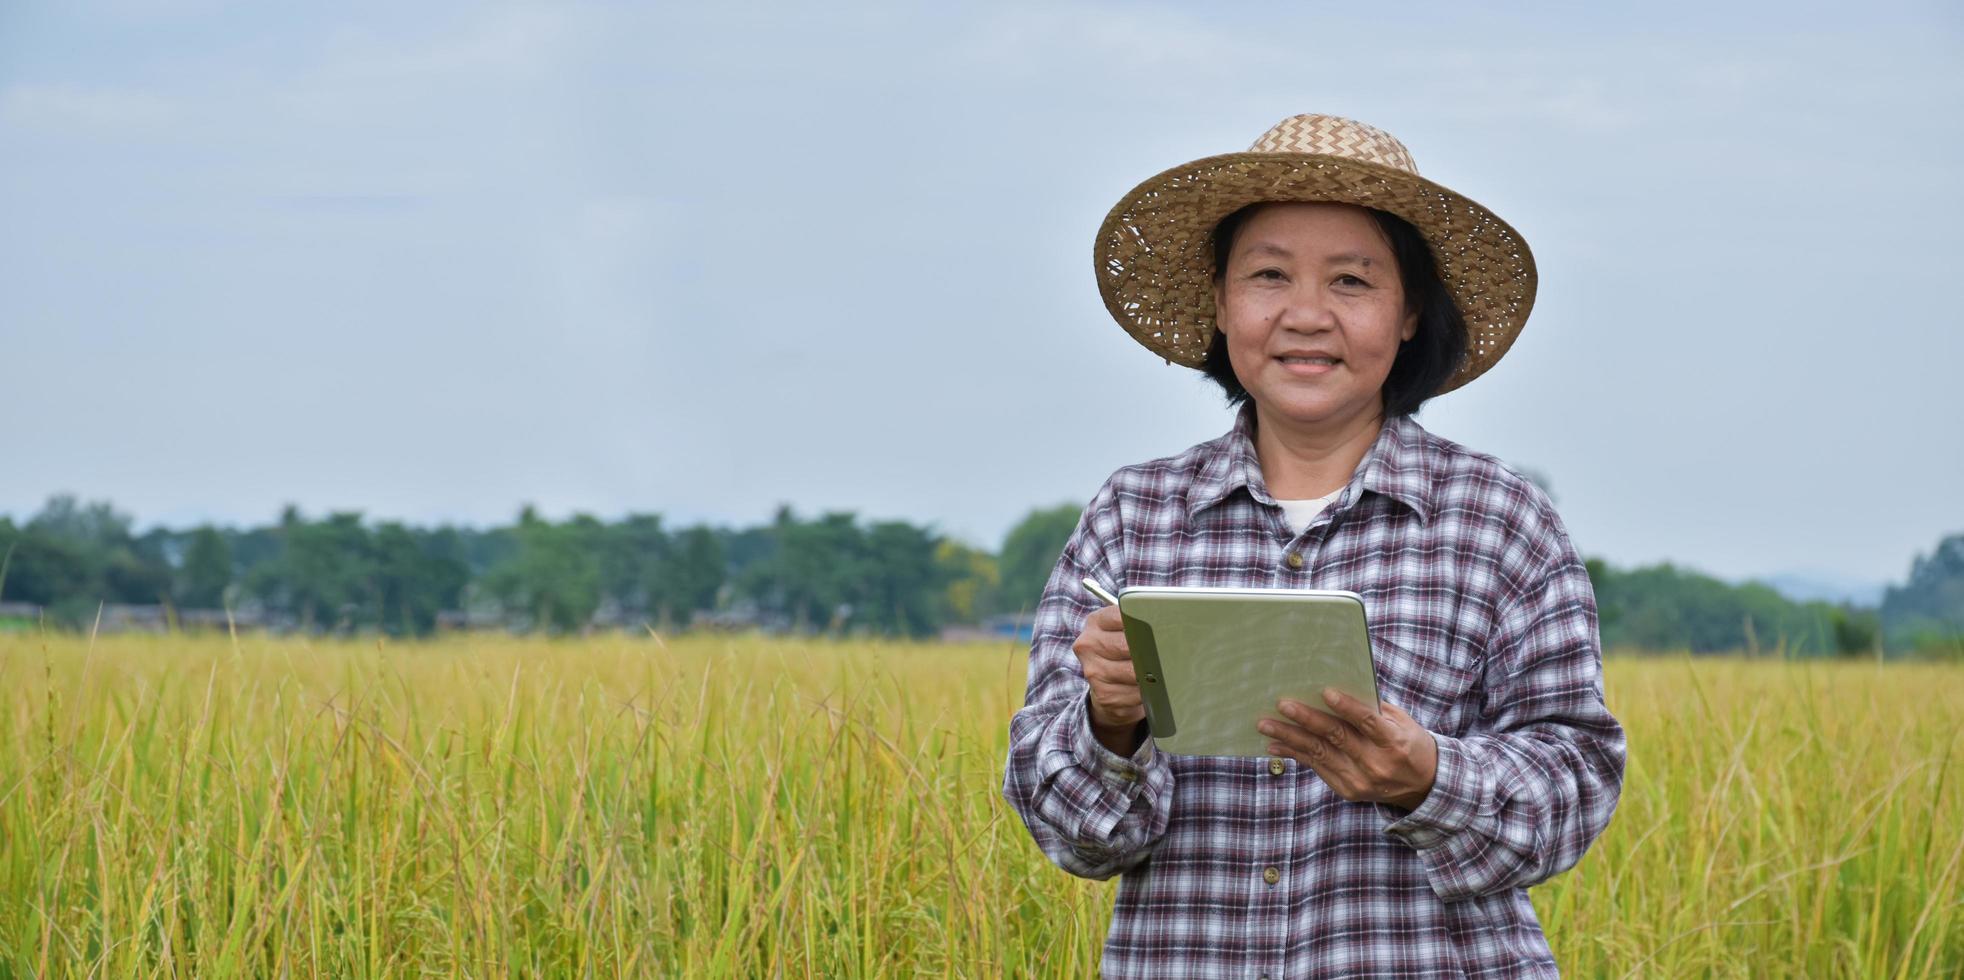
1380,543,1627,902
1001,478,1175,880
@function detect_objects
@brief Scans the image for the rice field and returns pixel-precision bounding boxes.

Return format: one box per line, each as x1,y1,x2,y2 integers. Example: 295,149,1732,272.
0,632,1958,977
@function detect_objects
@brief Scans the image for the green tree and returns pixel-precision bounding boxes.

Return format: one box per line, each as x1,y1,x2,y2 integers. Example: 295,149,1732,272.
247,508,377,631
653,525,725,626
26,494,172,605
370,522,469,636
226,525,284,579
0,518,91,612
27,494,131,551
600,514,669,620
483,507,603,633
1823,604,1882,657
759,509,867,632
1588,559,1861,656
860,520,947,637
937,539,1000,624
458,524,520,578
731,508,956,637
998,503,1084,616
177,525,232,609
1881,533,1964,654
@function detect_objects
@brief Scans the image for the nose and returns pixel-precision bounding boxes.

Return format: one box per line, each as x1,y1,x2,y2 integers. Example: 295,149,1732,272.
1274,283,1337,334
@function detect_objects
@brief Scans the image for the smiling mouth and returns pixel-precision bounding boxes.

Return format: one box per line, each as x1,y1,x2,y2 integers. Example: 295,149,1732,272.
1277,356,1340,375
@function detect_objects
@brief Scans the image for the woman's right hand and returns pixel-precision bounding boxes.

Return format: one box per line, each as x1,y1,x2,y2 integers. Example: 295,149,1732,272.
1073,604,1147,755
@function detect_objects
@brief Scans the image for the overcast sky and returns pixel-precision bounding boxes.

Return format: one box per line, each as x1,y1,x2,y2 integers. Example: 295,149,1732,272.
2,1,1960,590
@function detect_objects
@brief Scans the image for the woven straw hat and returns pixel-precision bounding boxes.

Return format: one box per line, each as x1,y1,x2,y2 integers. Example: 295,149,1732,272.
1095,113,1537,394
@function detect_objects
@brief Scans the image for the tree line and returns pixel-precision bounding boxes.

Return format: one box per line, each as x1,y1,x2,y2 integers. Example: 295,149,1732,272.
0,495,1080,639
1,494,1957,656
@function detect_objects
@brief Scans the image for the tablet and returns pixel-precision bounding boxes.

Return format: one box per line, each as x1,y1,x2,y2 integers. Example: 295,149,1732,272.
1117,586,1380,758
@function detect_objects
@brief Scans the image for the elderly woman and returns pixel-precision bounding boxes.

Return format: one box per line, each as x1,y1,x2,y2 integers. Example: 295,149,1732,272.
1002,114,1626,978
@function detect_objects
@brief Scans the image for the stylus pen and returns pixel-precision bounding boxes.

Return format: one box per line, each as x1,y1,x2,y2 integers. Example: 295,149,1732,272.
1082,578,1121,607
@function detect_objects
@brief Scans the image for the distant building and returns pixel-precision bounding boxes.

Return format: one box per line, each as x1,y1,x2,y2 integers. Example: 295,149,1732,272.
987,614,1037,642
940,614,1037,644
99,604,169,632
0,601,42,630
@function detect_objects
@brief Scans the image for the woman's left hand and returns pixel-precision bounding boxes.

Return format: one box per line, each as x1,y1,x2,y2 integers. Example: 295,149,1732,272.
1259,688,1438,811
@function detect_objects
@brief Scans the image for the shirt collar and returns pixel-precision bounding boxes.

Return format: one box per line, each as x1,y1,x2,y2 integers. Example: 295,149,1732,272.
1187,401,1437,524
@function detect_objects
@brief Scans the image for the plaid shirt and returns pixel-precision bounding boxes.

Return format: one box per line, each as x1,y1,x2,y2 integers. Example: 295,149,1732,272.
1002,403,1625,978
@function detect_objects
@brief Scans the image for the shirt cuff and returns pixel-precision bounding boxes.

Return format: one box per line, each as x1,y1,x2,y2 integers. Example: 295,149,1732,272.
1072,697,1156,788
1380,733,1479,849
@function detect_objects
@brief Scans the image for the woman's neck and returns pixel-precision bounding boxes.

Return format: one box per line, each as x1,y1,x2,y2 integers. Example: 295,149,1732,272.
1251,403,1385,500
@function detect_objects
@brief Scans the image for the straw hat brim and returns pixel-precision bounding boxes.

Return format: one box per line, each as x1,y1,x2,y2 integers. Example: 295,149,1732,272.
1094,151,1537,394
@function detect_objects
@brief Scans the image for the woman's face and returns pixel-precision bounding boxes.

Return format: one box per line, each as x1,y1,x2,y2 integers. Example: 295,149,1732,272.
1212,202,1418,434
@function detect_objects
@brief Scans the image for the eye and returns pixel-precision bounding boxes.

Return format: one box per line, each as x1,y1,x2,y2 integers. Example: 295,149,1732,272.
1333,273,1371,288
1249,267,1286,281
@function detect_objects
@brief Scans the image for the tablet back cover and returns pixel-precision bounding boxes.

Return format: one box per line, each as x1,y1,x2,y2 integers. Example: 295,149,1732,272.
1120,588,1379,758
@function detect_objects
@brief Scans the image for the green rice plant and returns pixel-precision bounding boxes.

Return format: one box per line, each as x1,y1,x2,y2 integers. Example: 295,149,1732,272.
1536,655,1963,977
0,634,1956,977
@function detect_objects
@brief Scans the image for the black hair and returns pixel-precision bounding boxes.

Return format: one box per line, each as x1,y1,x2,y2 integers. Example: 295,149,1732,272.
1200,203,1468,419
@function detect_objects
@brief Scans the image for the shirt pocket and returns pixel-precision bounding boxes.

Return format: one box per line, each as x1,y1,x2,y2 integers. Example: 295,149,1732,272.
1366,624,1481,737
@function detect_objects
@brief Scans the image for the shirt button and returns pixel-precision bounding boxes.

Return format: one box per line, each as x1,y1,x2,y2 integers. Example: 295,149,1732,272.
1268,757,1286,776
1262,866,1280,885
1114,768,1138,782
1285,552,1305,570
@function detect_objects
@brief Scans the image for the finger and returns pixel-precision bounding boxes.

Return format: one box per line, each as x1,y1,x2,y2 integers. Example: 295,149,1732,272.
1277,698,1349,742
1084,657,1137,689
1258,717,1327,761
1265,714,1365,772
1082,634,1132,662
1072,628,1131,664
1321,687,1395,747
1087,604,1125,632
1082,610,1133,661
1259,719,1365,790
1090,679,1144,709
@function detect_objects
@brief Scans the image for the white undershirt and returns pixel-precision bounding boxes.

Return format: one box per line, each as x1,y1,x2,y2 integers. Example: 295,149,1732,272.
1275,488,1345,536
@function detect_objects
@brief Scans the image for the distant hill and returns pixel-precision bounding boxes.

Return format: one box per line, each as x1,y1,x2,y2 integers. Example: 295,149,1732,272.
1756,572,1887,608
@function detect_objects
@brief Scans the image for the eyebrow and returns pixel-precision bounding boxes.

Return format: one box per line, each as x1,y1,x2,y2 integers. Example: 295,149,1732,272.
1240,243,1377,267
